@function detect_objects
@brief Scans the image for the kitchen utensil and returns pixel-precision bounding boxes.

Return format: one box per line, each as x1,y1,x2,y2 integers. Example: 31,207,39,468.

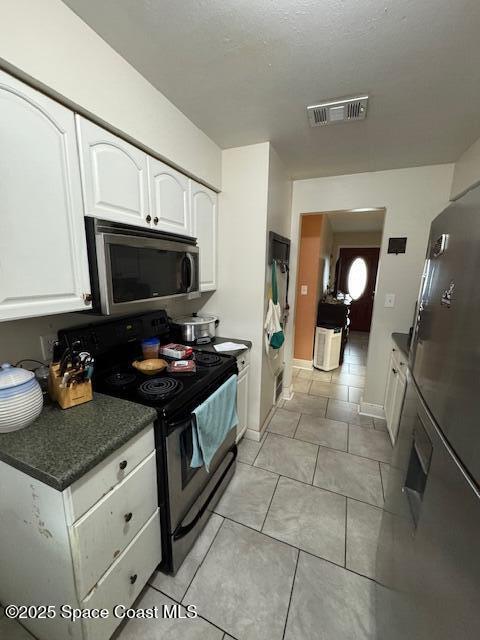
0,363,43,432
132,359,168,375
172,314,219,344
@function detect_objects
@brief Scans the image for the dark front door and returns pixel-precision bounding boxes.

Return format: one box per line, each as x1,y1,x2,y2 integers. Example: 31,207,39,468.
336,247,380,331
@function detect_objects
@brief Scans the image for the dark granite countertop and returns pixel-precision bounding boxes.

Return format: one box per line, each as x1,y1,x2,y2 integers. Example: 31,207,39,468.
0,393,156,491
195,336,252,358
392,332,410,358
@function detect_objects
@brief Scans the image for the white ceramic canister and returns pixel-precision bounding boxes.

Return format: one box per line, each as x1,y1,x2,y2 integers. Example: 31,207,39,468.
0,363,43,433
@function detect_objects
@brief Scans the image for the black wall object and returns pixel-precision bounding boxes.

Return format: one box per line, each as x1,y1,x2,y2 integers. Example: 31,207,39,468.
388,237,407,254
268,231,290,267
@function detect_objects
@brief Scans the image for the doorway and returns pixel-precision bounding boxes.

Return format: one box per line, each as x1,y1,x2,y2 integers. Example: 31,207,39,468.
335,247,380,332
292,208,385,369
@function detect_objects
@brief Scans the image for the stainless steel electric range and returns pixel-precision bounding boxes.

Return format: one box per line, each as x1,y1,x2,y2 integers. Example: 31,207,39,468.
58,311,237,574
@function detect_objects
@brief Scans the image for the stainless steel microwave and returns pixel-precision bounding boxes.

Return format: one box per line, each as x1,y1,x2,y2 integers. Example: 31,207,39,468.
85,218,200,315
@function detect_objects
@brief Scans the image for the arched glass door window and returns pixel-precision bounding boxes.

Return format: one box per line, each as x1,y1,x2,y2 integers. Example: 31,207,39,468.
347,257,368,300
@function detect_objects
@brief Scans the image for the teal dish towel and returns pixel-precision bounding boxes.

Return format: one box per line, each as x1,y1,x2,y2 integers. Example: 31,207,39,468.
190,374,238,472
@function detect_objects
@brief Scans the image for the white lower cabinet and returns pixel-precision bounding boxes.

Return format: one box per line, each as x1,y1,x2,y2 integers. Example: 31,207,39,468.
0,70,91,321
70,451,158,600
0,425,160,640
235,350,250,441
384,345,407,443
190,181,218,291
81,511,161,640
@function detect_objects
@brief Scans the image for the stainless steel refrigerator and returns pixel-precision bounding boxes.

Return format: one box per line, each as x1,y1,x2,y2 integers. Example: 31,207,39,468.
376,184,480,639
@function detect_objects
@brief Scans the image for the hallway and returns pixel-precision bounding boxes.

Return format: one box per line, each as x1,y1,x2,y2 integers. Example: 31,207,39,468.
122,332,391,639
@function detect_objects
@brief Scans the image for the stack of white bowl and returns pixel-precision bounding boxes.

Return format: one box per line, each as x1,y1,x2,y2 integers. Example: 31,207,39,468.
0,363,43,433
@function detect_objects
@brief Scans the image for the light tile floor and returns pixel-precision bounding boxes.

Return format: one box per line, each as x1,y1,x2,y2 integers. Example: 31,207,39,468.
4,332,390,640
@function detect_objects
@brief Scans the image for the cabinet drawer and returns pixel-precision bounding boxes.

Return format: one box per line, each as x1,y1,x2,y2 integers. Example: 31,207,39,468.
65,425,155,524
82,510,161,640
391,347,408,373
70,451,157,600
236,349,250,374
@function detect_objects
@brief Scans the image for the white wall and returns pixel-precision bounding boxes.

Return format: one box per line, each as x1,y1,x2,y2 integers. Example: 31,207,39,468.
201,143,270,433
330,230,383,266
285,164,454,409
0,0,221,189
451,135,480,200
260,146,292,427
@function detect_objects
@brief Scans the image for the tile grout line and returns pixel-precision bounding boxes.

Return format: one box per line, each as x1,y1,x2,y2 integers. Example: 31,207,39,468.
251,462,383,510
182,515,227,603
260,473,281,531
148,583,231,638
378,460,386,502
251,422,389,478
281,547,300,640
250,430,269,467
312,443,321,486
219,513,378,585
149,515,226,605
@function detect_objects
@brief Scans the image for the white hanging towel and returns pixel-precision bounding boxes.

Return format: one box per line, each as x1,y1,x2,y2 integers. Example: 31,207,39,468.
264,297,284,354
264,261,285,355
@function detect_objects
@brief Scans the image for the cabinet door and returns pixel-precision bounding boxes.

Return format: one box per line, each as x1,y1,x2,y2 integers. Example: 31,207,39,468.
148,157,191,236
76,116,150,227
384,353,397,431
0,71,91,321
390,371,406,443
236,368,249,441
190,181,217,291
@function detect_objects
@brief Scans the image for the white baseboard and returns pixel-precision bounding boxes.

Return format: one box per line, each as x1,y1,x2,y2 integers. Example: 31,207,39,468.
293,358,313,369
359,401,385,419
246,427,267,442
282,384,293,401
235,425,247,443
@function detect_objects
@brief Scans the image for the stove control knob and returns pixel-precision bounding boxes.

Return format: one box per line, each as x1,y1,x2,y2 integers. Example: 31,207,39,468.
119,460,128,470
124,512,133,523
153,217,159,225
146,215,152,223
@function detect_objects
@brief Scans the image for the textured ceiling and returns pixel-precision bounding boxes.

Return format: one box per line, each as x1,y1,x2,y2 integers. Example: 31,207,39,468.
63,0,480,179
327,210,385,233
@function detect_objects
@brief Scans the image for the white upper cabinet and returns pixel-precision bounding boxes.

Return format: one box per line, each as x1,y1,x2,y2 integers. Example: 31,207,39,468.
148,157,191,236
190,181,218,291
76,116,150,228
0,71,91,321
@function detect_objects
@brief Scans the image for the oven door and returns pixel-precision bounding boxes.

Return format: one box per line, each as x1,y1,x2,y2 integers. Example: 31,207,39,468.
95,228,199,315
165,414,236,573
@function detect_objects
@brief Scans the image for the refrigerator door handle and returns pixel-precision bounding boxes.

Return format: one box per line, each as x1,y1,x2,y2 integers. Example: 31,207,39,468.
403,420,433,527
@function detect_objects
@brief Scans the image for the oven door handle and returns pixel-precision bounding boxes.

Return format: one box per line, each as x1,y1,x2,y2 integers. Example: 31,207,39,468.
173,444,237,541
169,415,192,431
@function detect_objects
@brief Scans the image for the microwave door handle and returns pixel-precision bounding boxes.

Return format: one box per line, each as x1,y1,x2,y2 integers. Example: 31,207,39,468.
186,252,194,292
180,255,188,292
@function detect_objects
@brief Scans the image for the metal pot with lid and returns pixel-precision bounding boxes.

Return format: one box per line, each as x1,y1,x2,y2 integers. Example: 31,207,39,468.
172,314,219,344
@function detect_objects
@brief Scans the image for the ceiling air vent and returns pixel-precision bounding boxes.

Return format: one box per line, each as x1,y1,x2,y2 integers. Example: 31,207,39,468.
307,95,368,127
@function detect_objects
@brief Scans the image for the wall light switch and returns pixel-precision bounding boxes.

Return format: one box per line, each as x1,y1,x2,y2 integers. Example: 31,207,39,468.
301,285,308,296
384,293,396,308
